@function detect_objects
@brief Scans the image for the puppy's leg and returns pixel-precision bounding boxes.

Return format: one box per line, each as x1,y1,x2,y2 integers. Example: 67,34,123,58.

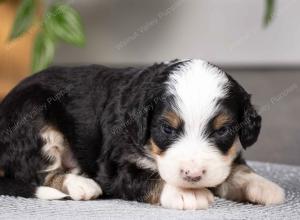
39,126,102,201
214,159,285,205
43,171,102,201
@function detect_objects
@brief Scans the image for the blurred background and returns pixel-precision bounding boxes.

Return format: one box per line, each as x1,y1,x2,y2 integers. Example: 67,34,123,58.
0,0,299,165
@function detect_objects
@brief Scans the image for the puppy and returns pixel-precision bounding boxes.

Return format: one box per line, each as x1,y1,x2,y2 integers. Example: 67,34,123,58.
0,59,284,209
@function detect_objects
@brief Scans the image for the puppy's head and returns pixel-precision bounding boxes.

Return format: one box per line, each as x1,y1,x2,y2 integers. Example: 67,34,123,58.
144,60,261,189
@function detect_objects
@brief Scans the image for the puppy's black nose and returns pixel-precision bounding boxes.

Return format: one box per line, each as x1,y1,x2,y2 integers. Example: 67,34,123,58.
180,168,206,182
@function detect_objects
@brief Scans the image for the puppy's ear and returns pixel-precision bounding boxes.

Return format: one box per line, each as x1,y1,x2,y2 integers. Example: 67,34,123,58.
137,105,152,145
239,95,262,149
123,61,174,147
125,99,154,148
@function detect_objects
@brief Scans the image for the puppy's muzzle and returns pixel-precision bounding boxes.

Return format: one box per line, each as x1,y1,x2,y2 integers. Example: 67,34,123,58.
180,164,206,183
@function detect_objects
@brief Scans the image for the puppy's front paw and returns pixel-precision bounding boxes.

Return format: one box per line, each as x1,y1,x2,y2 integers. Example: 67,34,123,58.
245,175,285,205
63,174,102,201
160,184,214,210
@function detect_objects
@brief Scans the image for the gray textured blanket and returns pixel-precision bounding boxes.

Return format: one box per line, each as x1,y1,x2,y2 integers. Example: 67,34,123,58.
1,161,299,220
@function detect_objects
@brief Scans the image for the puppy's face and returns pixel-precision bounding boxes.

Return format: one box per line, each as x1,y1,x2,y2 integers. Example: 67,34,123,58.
147,60,261,189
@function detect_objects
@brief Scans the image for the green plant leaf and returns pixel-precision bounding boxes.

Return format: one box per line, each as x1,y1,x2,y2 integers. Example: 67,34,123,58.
9,0,36,40
264,0,275,27
32,32,55,73
44,4,85,47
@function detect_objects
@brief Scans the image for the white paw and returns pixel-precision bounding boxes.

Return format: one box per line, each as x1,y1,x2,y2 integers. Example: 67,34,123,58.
245,175,285,205
63,174,102,201
36,186,68,200
160,184,214,210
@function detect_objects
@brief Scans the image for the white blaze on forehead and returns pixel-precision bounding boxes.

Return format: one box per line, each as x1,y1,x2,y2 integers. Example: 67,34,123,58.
157,60,233,189
167,59,229,136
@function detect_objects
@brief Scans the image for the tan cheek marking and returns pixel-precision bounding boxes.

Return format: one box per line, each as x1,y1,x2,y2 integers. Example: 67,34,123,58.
163,111,181,128
213,113,232,129
224,142,238,162
145,180,164,204
0,169,5,177
228,145,237,158
150,138,162,156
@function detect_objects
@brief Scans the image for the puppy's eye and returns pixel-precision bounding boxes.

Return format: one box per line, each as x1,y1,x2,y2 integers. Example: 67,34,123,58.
161,124,175,135
215,126,229,136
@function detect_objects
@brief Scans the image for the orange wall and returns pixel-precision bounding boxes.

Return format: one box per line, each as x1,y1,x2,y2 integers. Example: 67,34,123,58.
0,0,40,99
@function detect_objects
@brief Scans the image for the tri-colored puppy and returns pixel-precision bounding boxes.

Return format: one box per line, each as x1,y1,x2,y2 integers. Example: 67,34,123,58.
0,59,284,209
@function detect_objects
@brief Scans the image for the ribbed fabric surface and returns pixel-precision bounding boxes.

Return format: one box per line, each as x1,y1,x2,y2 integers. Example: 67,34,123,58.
1,161,299,220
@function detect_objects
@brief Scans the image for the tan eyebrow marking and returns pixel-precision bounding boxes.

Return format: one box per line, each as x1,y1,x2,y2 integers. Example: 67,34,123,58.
163,111,182,128
149,138,162,156
213,113,232,129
